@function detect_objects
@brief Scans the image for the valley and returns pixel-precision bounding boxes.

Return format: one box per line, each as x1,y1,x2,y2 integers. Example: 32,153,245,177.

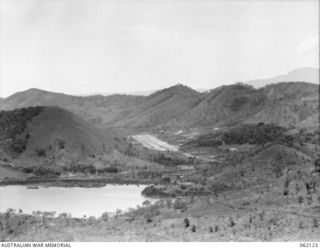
0,78,319,241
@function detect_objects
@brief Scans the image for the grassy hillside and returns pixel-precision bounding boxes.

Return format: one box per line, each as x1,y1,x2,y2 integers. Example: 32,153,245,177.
0,106,115,157
166,83,266,129
0,107,125,176
167,82,319,130
245,82,319,129
0,89,145,129
110,84,202,128
0,106,195,181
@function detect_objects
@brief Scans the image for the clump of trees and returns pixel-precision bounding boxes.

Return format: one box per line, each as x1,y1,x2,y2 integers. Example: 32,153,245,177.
97,167,119,174
61,164,120,175
209,182,231,197
66,164,97,175
148,152,194,167
10,138,27,153
142,185,171,197
187,123,294,147
173,199,188,211
35,148,46,157
142,184,213,198
22,166,61,177
124,200,161,223
137,170,163,179
57,139,65,150
0,107,43,154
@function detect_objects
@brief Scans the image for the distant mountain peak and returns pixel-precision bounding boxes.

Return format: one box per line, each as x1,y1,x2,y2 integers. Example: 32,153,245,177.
23,88,49,94
10,88,53,98
27,88,43,91
165,83,195,93
246,67,319,88
149,84,200,98
288,67,318,73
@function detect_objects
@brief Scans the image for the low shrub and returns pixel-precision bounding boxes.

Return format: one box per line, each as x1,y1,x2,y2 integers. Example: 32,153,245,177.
173,199,187,211
184,218,190,228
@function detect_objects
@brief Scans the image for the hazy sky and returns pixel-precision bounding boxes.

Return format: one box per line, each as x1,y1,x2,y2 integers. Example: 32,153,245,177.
0,0,319,97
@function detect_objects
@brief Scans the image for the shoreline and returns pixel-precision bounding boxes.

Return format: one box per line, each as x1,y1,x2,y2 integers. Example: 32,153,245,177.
0,177,156,188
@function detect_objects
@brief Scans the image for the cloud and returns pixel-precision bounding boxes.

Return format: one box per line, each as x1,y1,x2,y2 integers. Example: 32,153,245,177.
297,36,319,55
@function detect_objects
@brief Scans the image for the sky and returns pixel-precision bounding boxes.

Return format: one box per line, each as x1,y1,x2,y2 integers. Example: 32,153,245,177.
0,0,319,97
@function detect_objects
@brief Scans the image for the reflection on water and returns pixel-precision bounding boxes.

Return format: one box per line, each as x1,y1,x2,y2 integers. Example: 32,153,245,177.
0,185,154,218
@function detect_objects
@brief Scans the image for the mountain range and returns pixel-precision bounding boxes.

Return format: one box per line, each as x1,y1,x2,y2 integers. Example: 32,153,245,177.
0,68,319,133
1,69,319,132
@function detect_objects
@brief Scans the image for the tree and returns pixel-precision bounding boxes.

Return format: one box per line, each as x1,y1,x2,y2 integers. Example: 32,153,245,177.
100,212,110,222
173,199,187,211
36,148,46,157
184,218,190,228
58,139,65,149
142,200,151,207
115,209,122,218
314,158,320,173
58,213,71,219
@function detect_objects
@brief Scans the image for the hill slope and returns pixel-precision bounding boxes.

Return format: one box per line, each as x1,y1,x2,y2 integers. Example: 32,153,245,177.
109,84,202,128
0,106,193,180
166,84,265,129
0,89,145,128
166,82,319,130
0,106,119,168
245,82,319,129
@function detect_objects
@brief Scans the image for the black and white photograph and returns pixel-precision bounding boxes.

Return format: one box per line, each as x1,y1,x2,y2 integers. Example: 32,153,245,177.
0,0,319,245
